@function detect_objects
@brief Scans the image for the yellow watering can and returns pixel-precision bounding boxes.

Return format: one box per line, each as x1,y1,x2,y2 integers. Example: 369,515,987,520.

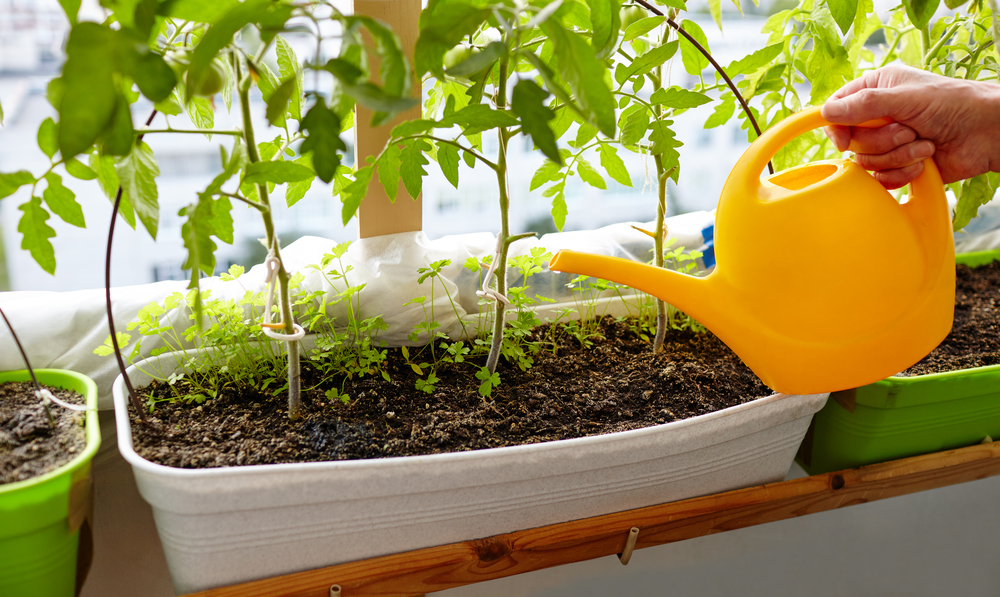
549,106,955,395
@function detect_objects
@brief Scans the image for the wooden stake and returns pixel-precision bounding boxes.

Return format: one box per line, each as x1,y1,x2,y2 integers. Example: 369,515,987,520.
352,0,422,239
185,440,1000,597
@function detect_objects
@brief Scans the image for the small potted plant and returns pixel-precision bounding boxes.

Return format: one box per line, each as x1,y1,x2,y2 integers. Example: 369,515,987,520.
1,307,99,597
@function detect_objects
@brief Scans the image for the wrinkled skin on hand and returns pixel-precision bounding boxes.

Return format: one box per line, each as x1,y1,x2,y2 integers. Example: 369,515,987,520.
821,65,1000,189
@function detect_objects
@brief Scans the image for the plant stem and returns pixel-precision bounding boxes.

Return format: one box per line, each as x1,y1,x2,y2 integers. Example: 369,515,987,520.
136,129,244,136
921,25,932,68
235,55,301,420
485,57,512,376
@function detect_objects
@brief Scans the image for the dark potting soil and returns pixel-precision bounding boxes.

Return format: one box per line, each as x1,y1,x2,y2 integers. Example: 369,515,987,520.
901,260,1000,376
0,382,87,484
131,318,770,468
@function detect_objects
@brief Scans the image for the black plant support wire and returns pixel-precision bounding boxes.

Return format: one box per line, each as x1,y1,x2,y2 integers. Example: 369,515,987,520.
632,0,775,175
106,109,158,423
0,304,56,426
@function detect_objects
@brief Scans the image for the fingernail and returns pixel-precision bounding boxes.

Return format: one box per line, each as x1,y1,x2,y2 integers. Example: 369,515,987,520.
824,100,846,119
911,141,934,160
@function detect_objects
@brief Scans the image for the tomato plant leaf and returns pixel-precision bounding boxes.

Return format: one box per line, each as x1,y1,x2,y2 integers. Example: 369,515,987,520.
437,142,460,189
42,172,85,228
100,91,135,156
58,23,118,158
415,1,492,78
57,0,81,25
541,21,617,138
615,41,679,84
285,155,314,208
133,52,177,102
530,160,561,191
342,83,420,117
588,0,622,60
340,165,375,225
649,120,681,181
0,171,35,200
827,0,859,34
577,156,607,190
704,93,736,128
547,181,568,231
157,0,238,23
300,99,347,184
440,104,519,135
511,80,561,164
37,118,58,159
243,161,314,185
623,16,665,42
679,20,710,77
599,144,631,187
275,35,303,121
18,197,57,274
953,173,1000,231
117,141,160,239
902,0,940,29
708,0,723,30
650,86,712,109
400,139,432,200
377,142,403,202
266,78,296,127
619,103,650,147
724,43,784,77
65,157,97,180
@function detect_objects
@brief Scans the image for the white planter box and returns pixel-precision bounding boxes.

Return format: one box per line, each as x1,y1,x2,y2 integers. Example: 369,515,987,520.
114,350,828,594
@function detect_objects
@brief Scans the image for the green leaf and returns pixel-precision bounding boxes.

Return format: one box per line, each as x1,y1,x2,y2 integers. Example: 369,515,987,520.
100,92,135,156
186,0,278,101
285,155,314,208
827,0,859,34
319,58,363,84
89,150,135,228
275,35,303,121
807,39,853,104
705,94,736,128
953,173,1000,231
446,42,507,77
415,1,492,78
157,0,239,23
599,144,631,187
511,80,561,164
243,161,314,186
650,86,711,109
346,16,411,100
588,0,622,60
530,160,561,191
340,165,375,225
65,157,97,180
342,82,420,117
377,143,402,202
117,141,160,239
400,139,431,200
708,0,723,30
37,118,58,159
542,21,617,138
649,120,681,181
575,124,598,149
266,78,296,127
902,0,940,29
943,0,967,7
679,20,710,77
153,95,183,116
42,172,85,228
57,0,81,24
619,103,650,146
18,197,57,274
437,143,460,189
577,156,607,190
440,104,519,136
300,99,347,184
133,52,177,102
180,200,219,292
0,171,35,200
623,16,665,42
615,41,679,85
724,43,784,77
549,182,568,231
58,23,118,158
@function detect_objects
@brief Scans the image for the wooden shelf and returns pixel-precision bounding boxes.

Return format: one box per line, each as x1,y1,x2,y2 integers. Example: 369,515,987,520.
187,441,1000,597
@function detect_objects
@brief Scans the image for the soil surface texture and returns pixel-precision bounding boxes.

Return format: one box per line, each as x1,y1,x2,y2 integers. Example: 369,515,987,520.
901,260,1000,376
1,383,86,484
132,318,770,468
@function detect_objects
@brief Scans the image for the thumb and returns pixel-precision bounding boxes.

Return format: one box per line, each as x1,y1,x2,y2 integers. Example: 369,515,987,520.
821,88,895,125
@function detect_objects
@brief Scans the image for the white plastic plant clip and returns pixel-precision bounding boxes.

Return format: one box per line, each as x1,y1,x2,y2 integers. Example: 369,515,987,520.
617,527,640,565
476,235,511,306
329,585,342,597
260,244,305,342
36,387,88,412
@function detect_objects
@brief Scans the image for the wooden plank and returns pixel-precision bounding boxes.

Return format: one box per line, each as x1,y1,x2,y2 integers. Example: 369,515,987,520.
352,0,422,239
186,441,1000,597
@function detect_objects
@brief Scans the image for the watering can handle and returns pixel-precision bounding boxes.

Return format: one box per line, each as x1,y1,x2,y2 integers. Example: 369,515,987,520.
734,106,944,221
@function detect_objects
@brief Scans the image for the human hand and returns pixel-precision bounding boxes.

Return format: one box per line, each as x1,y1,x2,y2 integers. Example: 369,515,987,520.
821,65,1000,189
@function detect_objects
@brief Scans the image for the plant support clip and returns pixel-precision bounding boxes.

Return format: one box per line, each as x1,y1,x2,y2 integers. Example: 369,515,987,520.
476,235,511,306
618,527,640,565
261,243,305,342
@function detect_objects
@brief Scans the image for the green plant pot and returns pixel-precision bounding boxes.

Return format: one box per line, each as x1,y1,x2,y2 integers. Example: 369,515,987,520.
797,250,1000,475
0,369,100,597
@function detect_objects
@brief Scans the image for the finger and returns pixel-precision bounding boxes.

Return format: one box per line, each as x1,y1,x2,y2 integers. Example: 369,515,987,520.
823,125,851,152
828,69,883,102
846,123,916,154
822,87,902,125
853,139,935,172
873,162,924,190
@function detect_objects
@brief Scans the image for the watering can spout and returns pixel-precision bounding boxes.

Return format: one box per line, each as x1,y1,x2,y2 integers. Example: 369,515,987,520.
548,250,727,332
